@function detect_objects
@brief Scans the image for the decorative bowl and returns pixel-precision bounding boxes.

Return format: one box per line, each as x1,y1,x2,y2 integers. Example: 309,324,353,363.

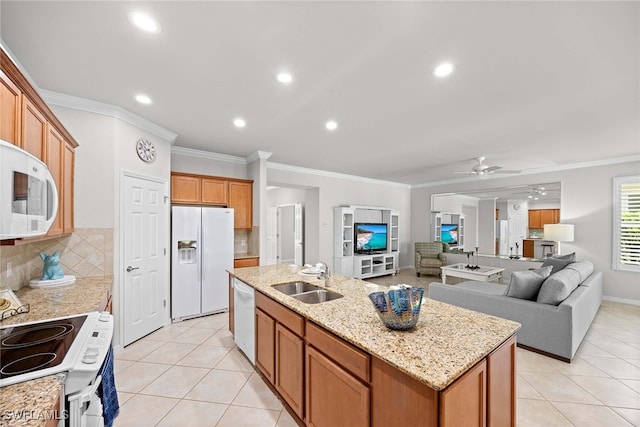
368,287,424,330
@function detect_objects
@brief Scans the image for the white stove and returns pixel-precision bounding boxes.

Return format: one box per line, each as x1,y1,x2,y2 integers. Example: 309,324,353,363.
0,311,114,393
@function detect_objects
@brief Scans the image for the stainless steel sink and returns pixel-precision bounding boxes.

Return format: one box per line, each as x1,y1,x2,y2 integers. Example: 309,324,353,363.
272,281,343,304
273,281,322,295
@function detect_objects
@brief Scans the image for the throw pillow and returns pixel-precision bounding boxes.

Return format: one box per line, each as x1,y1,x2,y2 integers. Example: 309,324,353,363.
504,266,553,300
537,266,582,305
541,252,576,273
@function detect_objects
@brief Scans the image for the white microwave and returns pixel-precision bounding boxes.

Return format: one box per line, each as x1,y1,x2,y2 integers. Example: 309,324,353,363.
0,139,58,239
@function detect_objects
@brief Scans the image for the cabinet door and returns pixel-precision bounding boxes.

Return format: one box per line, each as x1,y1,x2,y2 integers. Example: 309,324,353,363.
63,142,75,234
256,308,275,385
553,209,560,224
276,323,304,418
528,210,541,229
523,240,534,258
228,181,253,229
201,178,228,205
540,209,555,226
487,335,516,427
22,96,46,160
0,69,22,145
306,346,369,427
171,174,201,204
45,124,64,237
440,359,487,427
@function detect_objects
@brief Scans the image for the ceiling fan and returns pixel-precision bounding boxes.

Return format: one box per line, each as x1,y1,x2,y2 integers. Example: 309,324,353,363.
455,156,521,176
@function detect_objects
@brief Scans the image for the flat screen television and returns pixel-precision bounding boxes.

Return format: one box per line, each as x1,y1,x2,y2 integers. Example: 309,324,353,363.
354,223,388,254
441,224,459,245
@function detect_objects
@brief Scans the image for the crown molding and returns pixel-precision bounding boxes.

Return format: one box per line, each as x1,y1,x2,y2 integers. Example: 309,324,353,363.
171,146,247,164
412,155,640,189
246,150,273,163
39,90,178,144
267,162,411,189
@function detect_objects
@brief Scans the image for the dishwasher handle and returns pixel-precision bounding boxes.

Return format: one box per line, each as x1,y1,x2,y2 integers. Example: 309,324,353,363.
233,279,254,297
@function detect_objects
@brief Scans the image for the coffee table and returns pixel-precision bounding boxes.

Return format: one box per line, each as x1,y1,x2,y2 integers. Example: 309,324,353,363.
440,263,505,284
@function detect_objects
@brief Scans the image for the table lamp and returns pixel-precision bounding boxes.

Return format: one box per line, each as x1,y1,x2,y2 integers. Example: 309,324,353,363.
543,224,574,255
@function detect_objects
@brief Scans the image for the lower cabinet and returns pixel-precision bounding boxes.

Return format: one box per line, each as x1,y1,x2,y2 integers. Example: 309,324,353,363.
306,346,369,427
255,308,275,384
276,323,304,417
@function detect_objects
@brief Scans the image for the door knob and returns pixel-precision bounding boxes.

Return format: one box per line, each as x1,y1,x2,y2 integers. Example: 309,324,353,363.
126,266,139,272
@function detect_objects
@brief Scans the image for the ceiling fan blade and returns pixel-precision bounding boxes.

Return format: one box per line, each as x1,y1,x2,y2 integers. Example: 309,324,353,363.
492,169,521,174
485,166,502,173
454,171,475,174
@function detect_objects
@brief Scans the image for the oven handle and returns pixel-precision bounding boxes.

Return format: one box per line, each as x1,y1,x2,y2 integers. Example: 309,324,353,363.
68,375,102,404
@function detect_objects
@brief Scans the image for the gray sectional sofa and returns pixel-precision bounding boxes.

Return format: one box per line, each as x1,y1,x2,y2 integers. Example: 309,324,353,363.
429,261,602,362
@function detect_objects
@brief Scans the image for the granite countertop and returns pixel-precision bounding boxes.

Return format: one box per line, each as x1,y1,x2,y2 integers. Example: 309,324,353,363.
229,264,520,391
0,276,113,427
234,254,260,260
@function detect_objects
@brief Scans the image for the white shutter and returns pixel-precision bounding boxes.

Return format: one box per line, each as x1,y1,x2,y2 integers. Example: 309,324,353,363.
613,176,640,271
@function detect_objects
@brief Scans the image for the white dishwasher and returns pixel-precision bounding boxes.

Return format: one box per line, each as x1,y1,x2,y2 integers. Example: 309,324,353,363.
233,278,255,364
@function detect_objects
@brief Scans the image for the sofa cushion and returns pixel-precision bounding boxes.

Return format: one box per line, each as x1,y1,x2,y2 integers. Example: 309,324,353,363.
420,258,442,267
565,261,594,285
537,264,584,305
504,266,553,300
542,252,576,273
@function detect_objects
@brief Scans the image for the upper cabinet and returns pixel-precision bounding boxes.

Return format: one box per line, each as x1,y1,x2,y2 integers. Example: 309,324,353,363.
171,172,253,230
0,48,78,243
528,209,560,229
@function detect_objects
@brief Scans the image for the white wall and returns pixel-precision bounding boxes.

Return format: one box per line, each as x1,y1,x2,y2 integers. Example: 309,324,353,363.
171,152,248,179
411,160,640,302
266,166,412,268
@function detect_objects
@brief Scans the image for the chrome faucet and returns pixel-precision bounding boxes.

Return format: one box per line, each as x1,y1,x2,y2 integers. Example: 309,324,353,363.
316,262,331,287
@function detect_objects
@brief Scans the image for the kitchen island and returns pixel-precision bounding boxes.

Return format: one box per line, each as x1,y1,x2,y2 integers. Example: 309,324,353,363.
0,276,112,427
229,264,520,427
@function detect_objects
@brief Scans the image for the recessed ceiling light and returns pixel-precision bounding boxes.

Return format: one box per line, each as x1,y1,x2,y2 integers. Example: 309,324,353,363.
433,62,455,78
129,11,161,33
276,72,293,84
233,118,246,128
135,94,152,104
528,195,533,199
325,120,338,131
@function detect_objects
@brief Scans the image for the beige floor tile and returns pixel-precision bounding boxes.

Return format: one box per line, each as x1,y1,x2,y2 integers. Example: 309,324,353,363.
581,356,640,380
590,341,640,359
612,407,640,427
576,341,617,358
145,324,192,341
627,359,640,369
232,372,283,410
517,374,544,400
176,344,232,368
115,339,165,361
185,369,251,404
113,394,179,427
156,399,228,427
172,327,216,345
140,365,210,399
276,410,299,427
619,379,640,394
569,376,640,408
552,402,634,427
517,348,560,373
516,398,573,427
548,356,609,377
215,347,255,372
520,372,601,405
204,329,236,347
216,405,280,427
117,391,135,405
141,341,198,365
116,362,171,393
113,359,134,374
191,313,229,330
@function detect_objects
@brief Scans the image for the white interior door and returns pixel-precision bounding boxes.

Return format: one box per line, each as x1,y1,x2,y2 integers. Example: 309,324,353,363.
294,203,303,265
122,174,168,346
265,207,277,265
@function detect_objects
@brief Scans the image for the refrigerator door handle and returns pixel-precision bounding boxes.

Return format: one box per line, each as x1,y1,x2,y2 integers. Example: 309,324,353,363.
197,223,201,283
201,223,205,282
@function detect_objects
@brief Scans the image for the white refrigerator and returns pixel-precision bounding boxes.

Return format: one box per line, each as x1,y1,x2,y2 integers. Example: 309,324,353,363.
171,206,234,320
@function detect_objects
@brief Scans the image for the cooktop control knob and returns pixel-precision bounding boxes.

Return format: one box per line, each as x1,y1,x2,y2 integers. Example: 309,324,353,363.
82,354,98,364
99,311,110,322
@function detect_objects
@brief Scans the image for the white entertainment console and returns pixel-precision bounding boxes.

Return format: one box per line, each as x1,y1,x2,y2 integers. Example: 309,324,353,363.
333,206,399,279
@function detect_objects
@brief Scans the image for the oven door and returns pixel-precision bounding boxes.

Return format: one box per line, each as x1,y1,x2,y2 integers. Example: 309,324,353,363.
67,375,104,427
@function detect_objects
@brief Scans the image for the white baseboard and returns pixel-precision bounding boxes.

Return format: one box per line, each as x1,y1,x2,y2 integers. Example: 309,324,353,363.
602,295,640,307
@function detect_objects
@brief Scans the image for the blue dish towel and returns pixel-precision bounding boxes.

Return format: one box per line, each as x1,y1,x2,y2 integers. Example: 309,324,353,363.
97,345,119,427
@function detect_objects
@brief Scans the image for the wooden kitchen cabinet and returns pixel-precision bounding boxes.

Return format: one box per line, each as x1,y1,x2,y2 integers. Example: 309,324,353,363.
276,323,304,417
523,239,535,258
171,174,201,204
1,47,78,244
528,210,541,229
440,360,487,427
529,209,560,229
540,209,555,226
256,308,276,385
234,257,259,268
228,180,253,229
0,69,22,145
487,335,516,427
201,177,228,205
22,96,47,160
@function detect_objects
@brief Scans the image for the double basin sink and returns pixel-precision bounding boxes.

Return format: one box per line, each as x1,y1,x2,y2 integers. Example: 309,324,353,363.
272,281,343,304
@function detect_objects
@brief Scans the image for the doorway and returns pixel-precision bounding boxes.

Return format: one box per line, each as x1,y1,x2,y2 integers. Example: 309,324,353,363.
121,172,169,346
266,203,304,265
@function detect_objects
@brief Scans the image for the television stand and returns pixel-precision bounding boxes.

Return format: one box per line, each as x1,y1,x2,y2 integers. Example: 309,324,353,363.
354,253,398,279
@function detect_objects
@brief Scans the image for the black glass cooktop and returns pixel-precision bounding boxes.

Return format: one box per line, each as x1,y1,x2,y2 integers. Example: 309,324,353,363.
0,315,87,379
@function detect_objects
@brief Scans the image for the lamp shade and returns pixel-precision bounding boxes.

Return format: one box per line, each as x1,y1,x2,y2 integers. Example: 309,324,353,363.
544,224,574,242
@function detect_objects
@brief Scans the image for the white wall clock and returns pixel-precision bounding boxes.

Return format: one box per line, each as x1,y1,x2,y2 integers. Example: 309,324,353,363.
513,203,521,211
136,138,156,163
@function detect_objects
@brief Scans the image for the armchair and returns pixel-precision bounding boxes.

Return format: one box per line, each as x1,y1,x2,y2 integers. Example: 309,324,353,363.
415,242,450,277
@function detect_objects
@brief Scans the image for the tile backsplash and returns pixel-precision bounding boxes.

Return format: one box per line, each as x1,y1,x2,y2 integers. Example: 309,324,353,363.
0,228,113,290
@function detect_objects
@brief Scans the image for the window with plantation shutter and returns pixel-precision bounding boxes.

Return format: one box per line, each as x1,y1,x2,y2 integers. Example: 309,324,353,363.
613,175,640,272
